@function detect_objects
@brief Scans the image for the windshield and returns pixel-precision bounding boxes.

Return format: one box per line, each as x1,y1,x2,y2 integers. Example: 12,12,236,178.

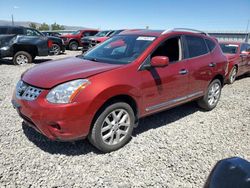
72,30,80,35
95,31,111,37
81,35,156,64
220,43,239,54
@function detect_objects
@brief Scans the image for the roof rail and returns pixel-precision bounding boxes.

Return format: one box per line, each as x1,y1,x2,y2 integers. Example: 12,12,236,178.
162,28,209,36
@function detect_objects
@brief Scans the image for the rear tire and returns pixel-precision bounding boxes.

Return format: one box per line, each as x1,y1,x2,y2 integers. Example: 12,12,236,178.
69,41,78,51
197,79,222,111
88,102,135,153
51,43,61,55
13,51,32,65
228,66,237,84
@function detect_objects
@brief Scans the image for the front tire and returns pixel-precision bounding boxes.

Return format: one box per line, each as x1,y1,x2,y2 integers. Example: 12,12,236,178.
197,79,222,111
13,51,32,65
69,41,78,51
88,102,135,153
228,66,237,84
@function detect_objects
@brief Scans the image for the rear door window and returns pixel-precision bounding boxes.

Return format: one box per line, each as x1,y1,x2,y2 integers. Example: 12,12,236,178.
186,35,209,58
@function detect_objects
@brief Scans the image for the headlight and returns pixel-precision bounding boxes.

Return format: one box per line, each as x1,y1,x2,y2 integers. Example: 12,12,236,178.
46,79,90,104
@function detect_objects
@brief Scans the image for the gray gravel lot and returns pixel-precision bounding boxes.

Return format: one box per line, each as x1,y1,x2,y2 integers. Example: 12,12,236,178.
0,50,250,187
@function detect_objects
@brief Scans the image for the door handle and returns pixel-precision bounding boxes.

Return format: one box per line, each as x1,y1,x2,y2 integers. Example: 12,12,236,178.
209,62,216,67
179,69,188,75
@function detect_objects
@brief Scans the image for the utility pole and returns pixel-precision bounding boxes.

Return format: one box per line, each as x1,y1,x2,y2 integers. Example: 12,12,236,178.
245,19,249,43
11,14,14,25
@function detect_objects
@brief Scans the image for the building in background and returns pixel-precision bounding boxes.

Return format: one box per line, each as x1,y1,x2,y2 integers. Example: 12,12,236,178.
208,31,249,42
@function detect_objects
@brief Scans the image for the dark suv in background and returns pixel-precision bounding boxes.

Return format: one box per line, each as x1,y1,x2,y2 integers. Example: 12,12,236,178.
0,26,65,57
22,28,65,55
60,29,99,50
0,26,52,65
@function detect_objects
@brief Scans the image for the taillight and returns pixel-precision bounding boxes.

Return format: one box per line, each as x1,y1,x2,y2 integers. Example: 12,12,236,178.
48,40,53,48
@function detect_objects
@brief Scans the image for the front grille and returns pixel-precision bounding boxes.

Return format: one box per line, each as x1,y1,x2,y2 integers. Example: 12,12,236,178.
16,80,43,101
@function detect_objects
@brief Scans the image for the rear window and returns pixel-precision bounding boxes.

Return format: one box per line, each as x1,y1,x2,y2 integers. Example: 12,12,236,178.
220,43,239,54
186,35,209,58
205,39,216,51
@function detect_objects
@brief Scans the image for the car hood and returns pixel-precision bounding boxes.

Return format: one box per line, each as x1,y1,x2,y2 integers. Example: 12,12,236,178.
22,57,122,89
224,53,238,61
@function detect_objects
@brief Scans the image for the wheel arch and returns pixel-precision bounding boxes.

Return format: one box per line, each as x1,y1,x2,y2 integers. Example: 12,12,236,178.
211,74,224,86
90,94,139,132
13,44,38,56
68,39,79,45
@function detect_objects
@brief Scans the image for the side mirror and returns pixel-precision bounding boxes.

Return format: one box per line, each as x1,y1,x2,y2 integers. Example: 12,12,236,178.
151,56,169,67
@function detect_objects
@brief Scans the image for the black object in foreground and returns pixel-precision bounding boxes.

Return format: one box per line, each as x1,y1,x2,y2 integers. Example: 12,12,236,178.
205,157,250,188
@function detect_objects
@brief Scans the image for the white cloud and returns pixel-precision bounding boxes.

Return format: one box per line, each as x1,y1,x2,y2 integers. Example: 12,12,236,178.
13,6,19,9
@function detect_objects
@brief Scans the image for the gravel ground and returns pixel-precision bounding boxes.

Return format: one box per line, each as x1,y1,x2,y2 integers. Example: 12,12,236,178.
0,51,250,187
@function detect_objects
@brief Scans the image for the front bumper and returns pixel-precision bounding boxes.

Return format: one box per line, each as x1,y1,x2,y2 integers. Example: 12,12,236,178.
11,89,92,141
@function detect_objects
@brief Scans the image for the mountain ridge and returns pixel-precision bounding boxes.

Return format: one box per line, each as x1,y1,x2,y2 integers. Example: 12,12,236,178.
0,20,90,30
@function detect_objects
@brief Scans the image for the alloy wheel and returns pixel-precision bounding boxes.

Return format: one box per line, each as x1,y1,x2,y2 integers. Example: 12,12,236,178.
16,55,28,65
230,67,237,83
52,44,60,55
207,82,221,106
101,109,131,145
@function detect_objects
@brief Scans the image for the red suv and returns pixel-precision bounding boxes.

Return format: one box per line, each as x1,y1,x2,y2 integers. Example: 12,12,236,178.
12,29,227,152
60,29,99,50
219,42,250,84
81,30,124,53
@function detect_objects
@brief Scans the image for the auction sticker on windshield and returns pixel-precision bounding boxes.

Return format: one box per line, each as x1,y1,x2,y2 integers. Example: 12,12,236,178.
136,36,156,41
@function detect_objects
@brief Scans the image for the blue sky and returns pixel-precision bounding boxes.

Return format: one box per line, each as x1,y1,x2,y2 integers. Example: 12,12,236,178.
0,0,249,31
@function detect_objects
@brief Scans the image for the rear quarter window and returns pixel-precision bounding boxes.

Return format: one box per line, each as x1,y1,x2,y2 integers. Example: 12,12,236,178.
186,35,209,58
205,39,216,51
